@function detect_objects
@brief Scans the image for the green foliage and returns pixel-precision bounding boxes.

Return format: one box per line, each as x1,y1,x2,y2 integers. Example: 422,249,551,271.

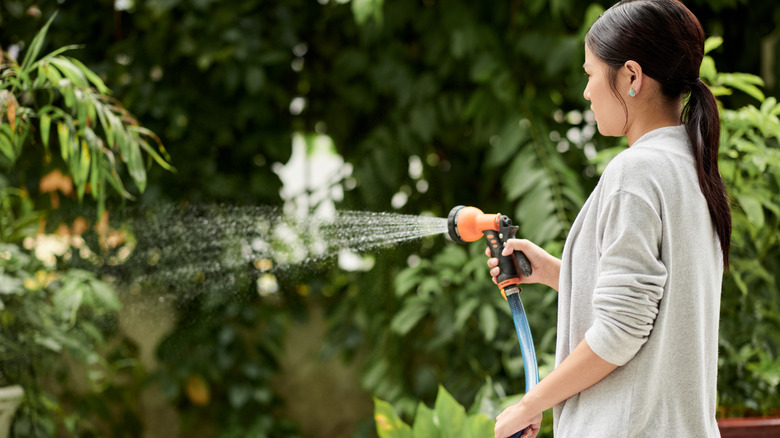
0,14,171,437
700,39,780,416
337,240,558,424
374,385,493,438
0,14,172,218
153,290,299,438
374,383,554,438
0,243,141,437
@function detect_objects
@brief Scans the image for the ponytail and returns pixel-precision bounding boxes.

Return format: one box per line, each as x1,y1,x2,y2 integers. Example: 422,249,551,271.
683,79,732,269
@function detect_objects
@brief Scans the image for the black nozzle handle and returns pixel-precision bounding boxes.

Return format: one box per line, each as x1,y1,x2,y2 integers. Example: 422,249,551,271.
483,230,517,287
483,230,533,288
501,217,533,278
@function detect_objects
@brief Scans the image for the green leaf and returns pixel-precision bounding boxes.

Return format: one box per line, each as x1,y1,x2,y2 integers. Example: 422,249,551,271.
582,4,605,29
125,138,148,192
0,273,23,294
395,266,421,297
412,403,439,438
462,413,495,438
391,299,428,335
87,278,121,311
68,57,110,94
0,127,16,162
57,122,71,161
53,281,84,325
34,335,63,352
352,0,384,26
454,297,480,331
704,36,723,55
48,57,89,88
131,126,175,171
434,385,466,438
719,73,765,102
699,56,717,81
485,118,529,168
40,113,52,151
737,194,764,228
374,397,413,438
479,303,498,342
20,13,56,73
74,140,91,200
90,135,100,202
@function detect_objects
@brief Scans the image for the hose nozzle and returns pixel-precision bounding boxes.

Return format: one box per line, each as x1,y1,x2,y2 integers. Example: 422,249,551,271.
447,206,500,243
447,205,533,282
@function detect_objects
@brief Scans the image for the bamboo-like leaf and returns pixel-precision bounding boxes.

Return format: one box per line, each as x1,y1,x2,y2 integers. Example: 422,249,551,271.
136,138,175,171
57,122,70,160
0,127,15,161
126,141,147,193
20,13,56,73
89,139,102,211
69,58,109,94
132,127,175,171
60,82,76,108
75,140,91,200
48,57,89,87
41,61,63,83
93,100,113,148
37,44,81,63
40,112,52,151
12,128,28,159
106,167,134,200
108,112,125,153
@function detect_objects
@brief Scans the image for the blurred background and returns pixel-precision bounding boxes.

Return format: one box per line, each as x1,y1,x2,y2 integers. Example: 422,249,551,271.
0,0,778,437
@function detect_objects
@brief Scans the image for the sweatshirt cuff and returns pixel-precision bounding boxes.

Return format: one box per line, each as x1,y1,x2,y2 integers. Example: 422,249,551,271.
585,320,645,366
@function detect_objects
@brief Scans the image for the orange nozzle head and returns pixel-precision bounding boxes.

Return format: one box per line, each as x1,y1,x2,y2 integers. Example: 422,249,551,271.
447,206,500,243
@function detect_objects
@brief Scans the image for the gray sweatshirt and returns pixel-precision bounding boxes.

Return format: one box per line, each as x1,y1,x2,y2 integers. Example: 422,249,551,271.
553,125,723,437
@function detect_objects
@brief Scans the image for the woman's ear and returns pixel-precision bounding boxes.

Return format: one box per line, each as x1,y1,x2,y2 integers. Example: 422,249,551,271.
623,60,644,96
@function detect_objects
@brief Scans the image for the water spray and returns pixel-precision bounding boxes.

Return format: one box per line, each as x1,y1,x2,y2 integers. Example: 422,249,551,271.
447,206,539,438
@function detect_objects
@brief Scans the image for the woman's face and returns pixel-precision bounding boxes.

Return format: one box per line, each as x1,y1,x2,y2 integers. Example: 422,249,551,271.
583,44,628,137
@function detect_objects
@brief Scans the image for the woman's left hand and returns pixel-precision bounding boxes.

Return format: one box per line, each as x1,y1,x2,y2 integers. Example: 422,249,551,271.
495,400,543,438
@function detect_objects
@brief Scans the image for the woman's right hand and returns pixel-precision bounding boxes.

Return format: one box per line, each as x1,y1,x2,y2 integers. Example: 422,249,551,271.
486,239,561,291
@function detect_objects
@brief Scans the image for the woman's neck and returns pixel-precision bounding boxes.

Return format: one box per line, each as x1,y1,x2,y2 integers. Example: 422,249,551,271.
626,96,684,146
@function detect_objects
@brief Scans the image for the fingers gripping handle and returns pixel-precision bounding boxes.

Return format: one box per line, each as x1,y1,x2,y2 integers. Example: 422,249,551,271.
484,230,521,290
483,219,533,291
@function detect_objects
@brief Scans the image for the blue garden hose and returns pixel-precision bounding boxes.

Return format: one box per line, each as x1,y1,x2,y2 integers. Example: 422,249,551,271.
506,287,539,438
507,289,539,394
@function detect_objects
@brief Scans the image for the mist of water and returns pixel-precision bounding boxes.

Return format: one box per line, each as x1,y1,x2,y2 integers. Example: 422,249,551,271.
103,204,448,295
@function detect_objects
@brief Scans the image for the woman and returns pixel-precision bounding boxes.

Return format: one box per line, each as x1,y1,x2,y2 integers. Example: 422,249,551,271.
487,0,731,436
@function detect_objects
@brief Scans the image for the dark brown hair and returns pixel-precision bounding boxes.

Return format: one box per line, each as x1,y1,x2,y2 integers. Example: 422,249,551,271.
586,0,731,268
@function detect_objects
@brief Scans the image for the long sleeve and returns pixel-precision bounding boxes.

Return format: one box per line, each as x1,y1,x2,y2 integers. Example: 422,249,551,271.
586,191,668,366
